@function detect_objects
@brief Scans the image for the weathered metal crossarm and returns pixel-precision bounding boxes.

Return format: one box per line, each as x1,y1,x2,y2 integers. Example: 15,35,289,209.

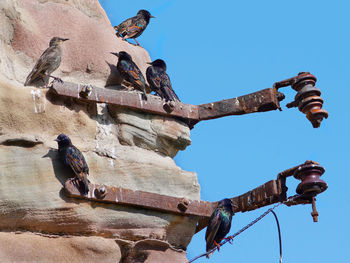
50,82,285,128
64,160,327,233
64,180,216,217
198,88,283,121
50,81,199,122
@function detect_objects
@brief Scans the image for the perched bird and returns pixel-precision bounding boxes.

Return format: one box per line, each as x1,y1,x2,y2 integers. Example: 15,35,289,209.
205,199,235,258
55,134,89,195
24,37,69,87
111,51,147,100
114,9,155,46
146,59,180,102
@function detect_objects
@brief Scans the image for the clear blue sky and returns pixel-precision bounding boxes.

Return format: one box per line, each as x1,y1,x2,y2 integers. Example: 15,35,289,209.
100,1,348,262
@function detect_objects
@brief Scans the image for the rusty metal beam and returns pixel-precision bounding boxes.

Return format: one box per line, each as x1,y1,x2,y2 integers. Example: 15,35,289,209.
64,180,216,217
50,82,284,128
198,88,283,121
64,178,282,220
63,160,326,233
50,82,199,121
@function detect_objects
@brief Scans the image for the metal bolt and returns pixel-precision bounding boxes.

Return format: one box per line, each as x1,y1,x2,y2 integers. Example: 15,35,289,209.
311,197,319,222
79,85,93,98
94,185,107,199
177,198,189,212
163,101,176,113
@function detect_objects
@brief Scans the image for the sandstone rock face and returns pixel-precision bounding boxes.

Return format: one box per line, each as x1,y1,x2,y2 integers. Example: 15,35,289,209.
0,232,121,263
0,1,198,262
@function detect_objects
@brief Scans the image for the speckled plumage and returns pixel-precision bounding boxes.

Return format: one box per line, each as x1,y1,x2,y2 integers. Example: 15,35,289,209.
24,37,68,87
114,9,154,46
55,134,89,194
205,199,234,257
146,59,180,102
111,51,147,99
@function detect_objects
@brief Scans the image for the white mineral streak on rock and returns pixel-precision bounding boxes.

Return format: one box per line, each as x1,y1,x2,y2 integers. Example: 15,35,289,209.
30,89,38,113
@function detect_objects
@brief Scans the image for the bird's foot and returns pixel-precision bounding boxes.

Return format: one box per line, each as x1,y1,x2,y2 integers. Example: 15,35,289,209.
68,177,78,188
134,39,142,47
224,237,233,244
49,75,63,83
214,241,221,252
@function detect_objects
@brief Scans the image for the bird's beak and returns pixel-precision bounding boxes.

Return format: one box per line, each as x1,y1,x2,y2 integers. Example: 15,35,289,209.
61,38,69,41
111,52,119,57
146,62,152,65
150,15,156,18
54,139,58,142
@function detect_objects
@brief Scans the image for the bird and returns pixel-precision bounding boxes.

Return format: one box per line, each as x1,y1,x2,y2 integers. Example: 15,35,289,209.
146,59,180,102
205,198,235,258
24,37,69,87
111,51,147,100
55,134,89,195
114,9,155,46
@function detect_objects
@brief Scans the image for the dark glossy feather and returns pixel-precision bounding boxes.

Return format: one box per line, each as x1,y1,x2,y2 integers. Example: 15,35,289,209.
146,60,180,102
116,16,148,39
115,52,147,98
115,10,153,41
56,134,89,194
205,199,233,255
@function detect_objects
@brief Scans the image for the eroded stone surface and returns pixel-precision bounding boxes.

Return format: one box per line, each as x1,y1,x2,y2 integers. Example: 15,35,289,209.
0,0,199,262
0,232,121,263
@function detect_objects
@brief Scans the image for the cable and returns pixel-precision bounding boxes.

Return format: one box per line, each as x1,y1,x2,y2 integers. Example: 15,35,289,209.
271,210,282,263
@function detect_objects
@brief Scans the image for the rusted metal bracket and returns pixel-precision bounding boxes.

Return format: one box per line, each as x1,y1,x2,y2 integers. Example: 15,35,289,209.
50,81,284,128
64,160,327,233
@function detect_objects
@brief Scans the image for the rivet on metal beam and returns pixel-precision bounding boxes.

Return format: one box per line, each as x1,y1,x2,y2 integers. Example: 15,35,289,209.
177,197,189,212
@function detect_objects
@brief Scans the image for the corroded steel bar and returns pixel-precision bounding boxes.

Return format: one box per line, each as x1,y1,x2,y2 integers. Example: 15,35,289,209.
198,88,282,120
50,82,283,126
64,178,282,220
51,81,199,121
232,180,282,212
64,180,216,217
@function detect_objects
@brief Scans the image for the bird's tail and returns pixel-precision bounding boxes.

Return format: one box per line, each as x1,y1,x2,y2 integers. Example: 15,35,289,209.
114,25,127,38
142,89,148,101
140,83,147,100
78,173,89,195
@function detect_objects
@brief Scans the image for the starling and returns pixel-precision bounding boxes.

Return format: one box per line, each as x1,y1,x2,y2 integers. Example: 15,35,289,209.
146,59,180,102
24,37,69,87
111,51,147,100
55,134,89,195
114,9,155,46
205,199,234,258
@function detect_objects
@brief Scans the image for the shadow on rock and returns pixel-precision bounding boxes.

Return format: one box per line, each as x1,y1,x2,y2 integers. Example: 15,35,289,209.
42,148,89,201
42,148,73,186
105,61,125,88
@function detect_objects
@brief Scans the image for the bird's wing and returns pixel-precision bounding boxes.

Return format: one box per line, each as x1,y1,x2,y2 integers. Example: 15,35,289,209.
146,67,162,95
115,17,134,36
65,146,88,175
121,60,145,85
116,16,146,38
160,73,180,102
205,210,222,250
126,19,147,38
24,46,60,85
